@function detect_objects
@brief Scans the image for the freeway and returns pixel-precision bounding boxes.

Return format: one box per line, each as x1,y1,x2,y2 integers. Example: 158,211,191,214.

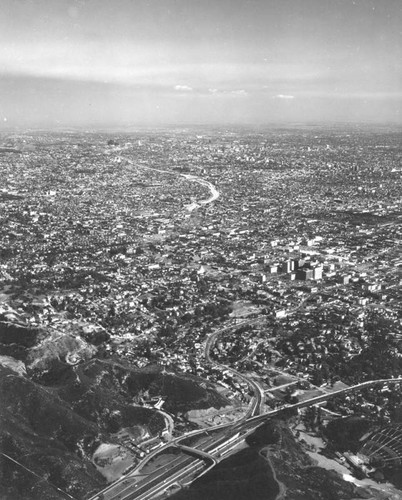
117,459,202,500
101,375,402,499
91,425,236,500
90,286,402,499
119,157,220,210
91,374,402,500
90,318,274,500
249,377,402,425
129,430,258,500
203,317,266,418
92,452,197,500
89,156,402,500
132,457,210,500
181,174,220,206
102,430,249,500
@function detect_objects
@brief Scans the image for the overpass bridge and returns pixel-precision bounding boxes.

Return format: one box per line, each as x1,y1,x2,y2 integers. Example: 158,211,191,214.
248,377,402,425
175,444,218,465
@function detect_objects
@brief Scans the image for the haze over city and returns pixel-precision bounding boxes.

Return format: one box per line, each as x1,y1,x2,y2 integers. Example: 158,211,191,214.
1,0,401,127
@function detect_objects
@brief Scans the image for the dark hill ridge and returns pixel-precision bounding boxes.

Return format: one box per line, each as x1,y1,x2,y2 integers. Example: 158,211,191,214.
0,317,40,360
0,365,106,500
121,363,229,414
0,359,230,499
1,367,101,448
43,360,166,435
51,359,229,419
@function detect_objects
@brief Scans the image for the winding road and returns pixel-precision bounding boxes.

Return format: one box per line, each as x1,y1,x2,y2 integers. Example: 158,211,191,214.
118,157,220,211
203,316,266,418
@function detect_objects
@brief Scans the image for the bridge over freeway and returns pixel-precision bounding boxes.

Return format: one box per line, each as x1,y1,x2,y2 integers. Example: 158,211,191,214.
90,377,402,500
175,444,218,465
247,377,402,425
91,377,402,500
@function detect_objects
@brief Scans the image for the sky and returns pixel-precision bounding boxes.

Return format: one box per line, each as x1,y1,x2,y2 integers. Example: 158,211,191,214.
0,0,401,127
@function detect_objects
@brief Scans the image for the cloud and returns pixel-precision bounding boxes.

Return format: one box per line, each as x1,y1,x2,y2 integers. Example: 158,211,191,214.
207,88,248,97
230,89,248,96
174,84,193,92
273,94,295,99
302,91,402,100
0,41,327,93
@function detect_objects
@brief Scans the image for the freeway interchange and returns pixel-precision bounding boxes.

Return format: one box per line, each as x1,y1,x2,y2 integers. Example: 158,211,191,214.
90,376,402,500
90,312,402,500
89,154,402,500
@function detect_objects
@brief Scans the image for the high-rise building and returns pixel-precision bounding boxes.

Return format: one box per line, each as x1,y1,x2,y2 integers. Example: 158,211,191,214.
313,266,323,280
296,268,313,280
293,258,305,270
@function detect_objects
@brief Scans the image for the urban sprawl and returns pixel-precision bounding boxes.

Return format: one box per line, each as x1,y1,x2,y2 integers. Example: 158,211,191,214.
1,126,402,496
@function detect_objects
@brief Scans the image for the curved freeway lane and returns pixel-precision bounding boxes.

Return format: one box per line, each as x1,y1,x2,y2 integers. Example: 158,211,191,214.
118,157,220,210
90,158,402,499
247,377,402,425
90,376,402,499
203,317,266,418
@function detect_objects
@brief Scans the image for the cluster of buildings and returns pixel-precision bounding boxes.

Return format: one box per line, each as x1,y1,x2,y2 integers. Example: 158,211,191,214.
0,128,401,430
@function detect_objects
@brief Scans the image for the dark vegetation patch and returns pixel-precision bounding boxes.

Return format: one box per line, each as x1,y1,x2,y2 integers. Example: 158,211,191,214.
0,318,40,360
36,360,166,435
174,420,362,500
0,357,230,499
0,318,39,348
267,422,359,500
122,363,229,414
0,365,106,500
324,416,373,453
384,469,402,490
245,420,281,447
171,447,279,500
80,327,110,346
0,356,227,500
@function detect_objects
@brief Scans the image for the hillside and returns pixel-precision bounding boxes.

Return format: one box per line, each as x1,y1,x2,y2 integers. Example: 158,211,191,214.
0,364,106,500
0,358,229,499
170,420,375,500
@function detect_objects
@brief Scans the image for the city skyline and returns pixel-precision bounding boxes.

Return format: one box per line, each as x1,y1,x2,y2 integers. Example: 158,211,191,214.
1,0,401,127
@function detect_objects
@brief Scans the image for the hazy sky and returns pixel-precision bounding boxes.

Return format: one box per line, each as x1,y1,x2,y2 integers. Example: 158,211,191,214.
1,0,401,127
